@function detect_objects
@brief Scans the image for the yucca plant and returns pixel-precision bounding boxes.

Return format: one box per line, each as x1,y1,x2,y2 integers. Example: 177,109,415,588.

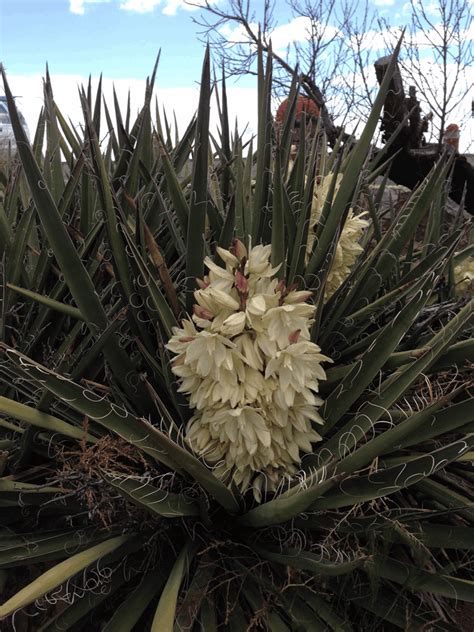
0,41,472,631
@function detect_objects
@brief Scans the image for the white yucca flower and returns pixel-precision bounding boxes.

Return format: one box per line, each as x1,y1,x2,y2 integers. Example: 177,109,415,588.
453,256,474,296
307,173,369,300
167,240,331,500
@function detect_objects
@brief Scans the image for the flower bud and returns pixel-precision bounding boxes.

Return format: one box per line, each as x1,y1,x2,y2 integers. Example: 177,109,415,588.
275,279,286,295
221,312,246,336
231,238,247,261
216,246,239,268
196,277,210,289
235,270,249,294
285,290,313,304
193,305,214,320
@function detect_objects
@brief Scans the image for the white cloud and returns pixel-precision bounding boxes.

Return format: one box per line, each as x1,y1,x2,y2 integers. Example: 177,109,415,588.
352,22,474,52
347,26,402,52
119,0,217,15
269,16,313,49
69,0,85,14
162,0,188,15
219,22,257,44
119,0,161,12
5,73,259,150
162,0,217,15
220,16,339,55
69,0,111,15
412,0,440,15
69,0,215,15
270,17,339,50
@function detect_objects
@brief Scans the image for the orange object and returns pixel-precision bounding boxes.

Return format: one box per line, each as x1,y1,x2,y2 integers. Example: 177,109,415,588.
275,96,320,124
444,123,460,152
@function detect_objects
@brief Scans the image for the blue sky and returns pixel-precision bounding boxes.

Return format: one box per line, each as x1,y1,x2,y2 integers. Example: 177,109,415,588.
0,0,407,80
1,0,216,83
0,0,473,150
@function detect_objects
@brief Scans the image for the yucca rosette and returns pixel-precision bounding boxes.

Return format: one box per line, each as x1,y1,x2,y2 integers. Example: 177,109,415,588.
167,241,331,500
307,173,369,299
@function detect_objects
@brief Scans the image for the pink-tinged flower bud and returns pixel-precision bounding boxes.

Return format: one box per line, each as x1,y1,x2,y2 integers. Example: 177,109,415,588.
288,329,301,344
231,238,247,261
285,290,313,304
235,270,249,293
193,305,214,320
179,336,195,343
196,278,210,289
275,279,286,295
216,247,239,268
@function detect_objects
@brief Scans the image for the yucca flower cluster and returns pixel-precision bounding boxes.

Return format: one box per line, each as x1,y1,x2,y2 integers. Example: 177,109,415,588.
167,241,330,500
307,173,369,299
454,255,474,296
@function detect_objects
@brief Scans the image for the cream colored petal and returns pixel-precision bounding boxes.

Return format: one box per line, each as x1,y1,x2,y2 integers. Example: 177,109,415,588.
216,246,239,268
221,311,246,336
